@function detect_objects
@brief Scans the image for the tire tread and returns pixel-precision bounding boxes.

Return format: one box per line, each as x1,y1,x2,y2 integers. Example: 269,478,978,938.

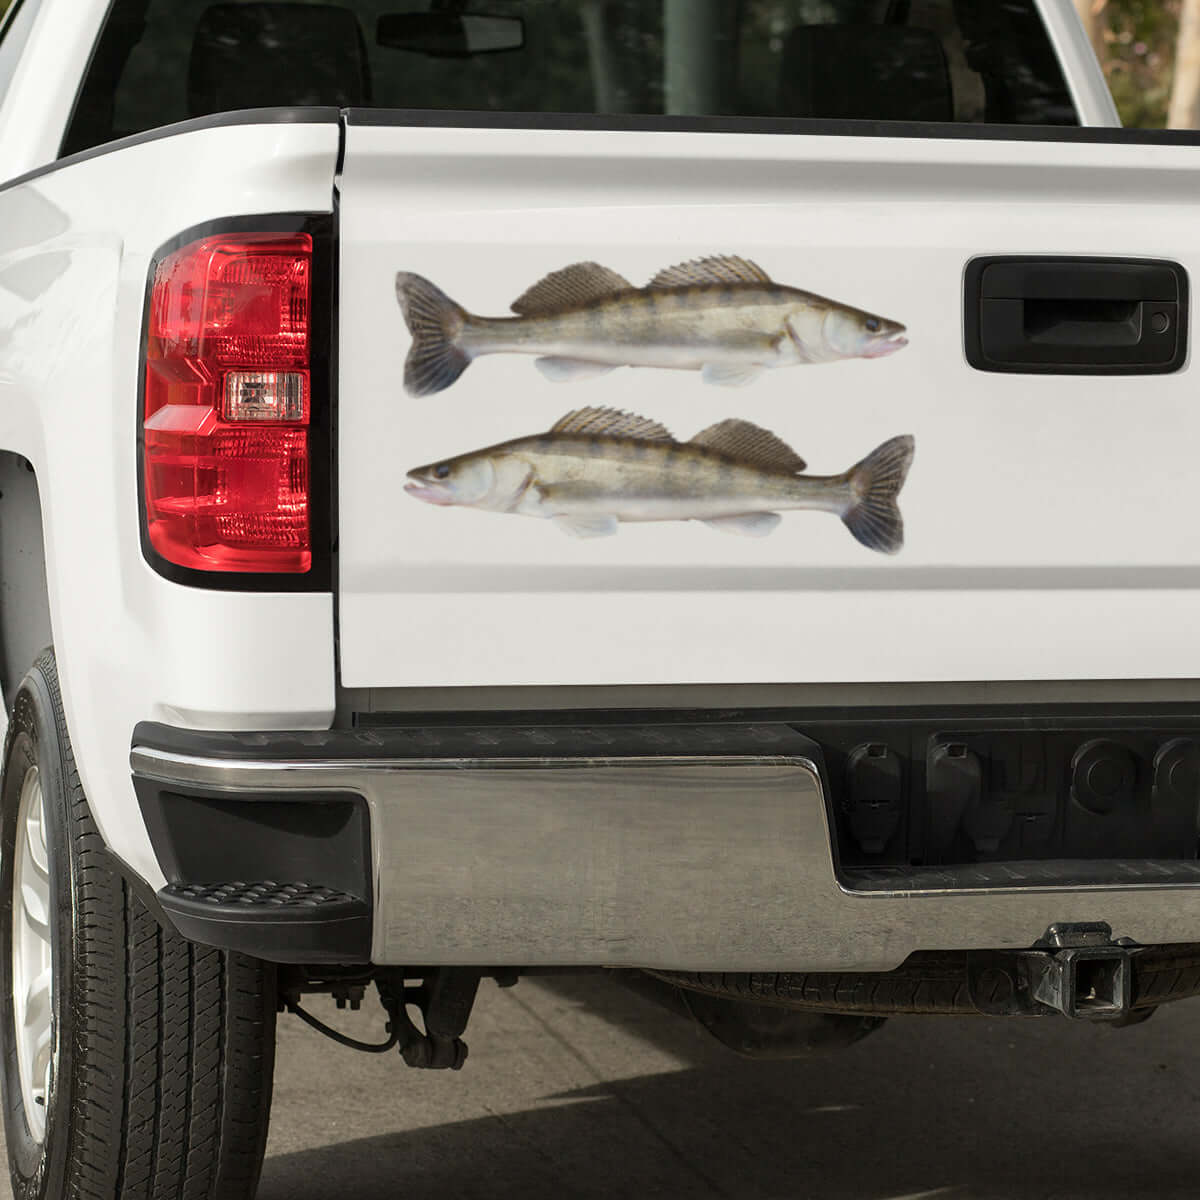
3,651,275,1200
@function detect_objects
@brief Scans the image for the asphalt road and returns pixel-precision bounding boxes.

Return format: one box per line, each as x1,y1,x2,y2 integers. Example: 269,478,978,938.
259,974,1200,1200
6,974,1200,1198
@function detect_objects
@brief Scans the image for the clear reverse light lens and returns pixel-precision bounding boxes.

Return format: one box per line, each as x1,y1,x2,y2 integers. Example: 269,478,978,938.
224,370,307,422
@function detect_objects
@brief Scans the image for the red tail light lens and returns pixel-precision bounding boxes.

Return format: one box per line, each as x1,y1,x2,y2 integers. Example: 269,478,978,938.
143,232,313,573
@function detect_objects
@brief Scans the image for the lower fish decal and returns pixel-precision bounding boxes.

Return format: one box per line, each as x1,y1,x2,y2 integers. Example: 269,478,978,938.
395,255,908,397
404,407,915,555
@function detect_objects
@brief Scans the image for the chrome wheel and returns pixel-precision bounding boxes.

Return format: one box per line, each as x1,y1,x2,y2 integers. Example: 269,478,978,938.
12,766,53,1142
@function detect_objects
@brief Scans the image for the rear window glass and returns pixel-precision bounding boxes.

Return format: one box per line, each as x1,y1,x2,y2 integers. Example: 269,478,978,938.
63,0,1078,156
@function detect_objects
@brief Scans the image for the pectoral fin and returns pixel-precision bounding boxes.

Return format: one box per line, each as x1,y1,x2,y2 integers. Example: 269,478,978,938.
552,514,620,539
702,513,783,538
701,362,764,387
535,357,619,383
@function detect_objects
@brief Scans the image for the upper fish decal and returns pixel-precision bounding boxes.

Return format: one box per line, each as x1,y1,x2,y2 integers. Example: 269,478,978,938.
394,255,909,397
404,407,915,555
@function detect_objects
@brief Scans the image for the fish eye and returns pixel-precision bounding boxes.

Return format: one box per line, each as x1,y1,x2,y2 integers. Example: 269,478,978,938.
433,463,451,479
865,318,882,333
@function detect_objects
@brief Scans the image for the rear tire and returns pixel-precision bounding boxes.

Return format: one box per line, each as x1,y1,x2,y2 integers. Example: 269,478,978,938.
1,650,276,1200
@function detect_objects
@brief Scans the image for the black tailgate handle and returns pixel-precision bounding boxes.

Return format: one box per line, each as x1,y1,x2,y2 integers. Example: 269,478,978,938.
965,257,1188,375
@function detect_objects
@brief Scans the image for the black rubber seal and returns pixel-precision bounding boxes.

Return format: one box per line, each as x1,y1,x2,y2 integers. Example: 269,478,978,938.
342,106,1200,146
131,719,822,762
0,107,340,196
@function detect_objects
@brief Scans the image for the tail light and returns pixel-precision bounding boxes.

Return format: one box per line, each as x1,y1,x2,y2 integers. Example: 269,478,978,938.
142,232,314,574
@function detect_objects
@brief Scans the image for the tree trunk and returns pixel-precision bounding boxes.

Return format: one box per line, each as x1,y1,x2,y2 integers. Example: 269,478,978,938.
1073,0,1107,62
663,0,723,116
1170,0,1200,129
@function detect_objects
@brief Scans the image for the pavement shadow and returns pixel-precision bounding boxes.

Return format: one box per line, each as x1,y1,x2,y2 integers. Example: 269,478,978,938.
258,974,1200,1200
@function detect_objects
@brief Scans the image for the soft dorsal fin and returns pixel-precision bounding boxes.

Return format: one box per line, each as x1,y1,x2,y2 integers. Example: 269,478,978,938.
689,419,806,472
512,262,634,315
551,407,675,441
648,255,772,289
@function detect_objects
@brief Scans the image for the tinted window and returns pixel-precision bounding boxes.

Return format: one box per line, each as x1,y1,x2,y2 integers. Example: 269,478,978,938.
64,0,1078,156
0,0,42,117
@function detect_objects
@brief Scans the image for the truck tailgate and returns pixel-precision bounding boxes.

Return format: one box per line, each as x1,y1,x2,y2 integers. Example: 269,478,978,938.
336,118,1200,689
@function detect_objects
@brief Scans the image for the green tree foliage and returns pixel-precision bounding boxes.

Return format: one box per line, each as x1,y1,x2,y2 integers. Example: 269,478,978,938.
1089,0,1182,126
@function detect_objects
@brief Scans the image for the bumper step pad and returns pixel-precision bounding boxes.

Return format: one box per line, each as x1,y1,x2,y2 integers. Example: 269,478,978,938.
159,881,370,964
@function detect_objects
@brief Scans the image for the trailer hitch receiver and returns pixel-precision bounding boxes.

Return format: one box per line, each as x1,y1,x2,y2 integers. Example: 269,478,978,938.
1030,923,1137,1021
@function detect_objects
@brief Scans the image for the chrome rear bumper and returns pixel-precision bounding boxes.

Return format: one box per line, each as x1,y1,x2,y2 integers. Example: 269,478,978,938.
130,723,1200,971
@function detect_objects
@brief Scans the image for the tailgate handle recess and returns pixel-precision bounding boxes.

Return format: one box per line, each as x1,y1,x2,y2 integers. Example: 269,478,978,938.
965,256,1188,375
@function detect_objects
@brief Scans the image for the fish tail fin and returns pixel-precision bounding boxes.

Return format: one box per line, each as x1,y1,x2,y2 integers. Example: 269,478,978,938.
395,272,472,396
841,435,915,555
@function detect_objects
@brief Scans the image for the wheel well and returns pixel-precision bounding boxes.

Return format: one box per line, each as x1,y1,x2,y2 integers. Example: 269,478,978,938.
0,453,51,711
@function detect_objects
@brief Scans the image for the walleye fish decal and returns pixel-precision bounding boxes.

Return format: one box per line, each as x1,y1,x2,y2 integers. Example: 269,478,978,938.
405,408,915,554
394,256,908,397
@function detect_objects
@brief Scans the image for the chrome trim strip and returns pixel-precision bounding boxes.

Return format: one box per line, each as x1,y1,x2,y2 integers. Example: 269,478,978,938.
130,747,812,786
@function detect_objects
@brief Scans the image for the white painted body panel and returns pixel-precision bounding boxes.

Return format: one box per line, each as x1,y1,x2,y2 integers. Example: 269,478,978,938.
0,119,341,886
0,0,111,181
337,123,1200,688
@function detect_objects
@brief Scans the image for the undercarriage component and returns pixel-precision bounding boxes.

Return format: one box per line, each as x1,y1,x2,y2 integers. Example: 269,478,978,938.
617,970,885,1057
287,999,400,1054
649,928,1200,1021
377,969,481,1070
280,967,482,1067
279,967,398,1052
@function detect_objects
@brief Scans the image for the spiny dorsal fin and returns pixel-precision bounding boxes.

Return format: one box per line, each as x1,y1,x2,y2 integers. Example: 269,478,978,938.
512,262,634,315
551,407,675,441
648,255,772,289
689,419,806,472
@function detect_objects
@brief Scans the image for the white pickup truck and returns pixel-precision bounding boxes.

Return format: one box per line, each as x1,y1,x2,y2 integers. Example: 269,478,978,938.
3,0,1200,1196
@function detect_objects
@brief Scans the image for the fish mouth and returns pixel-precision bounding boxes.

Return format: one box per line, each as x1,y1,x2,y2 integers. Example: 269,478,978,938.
863,332,909,359
404,478,457,506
